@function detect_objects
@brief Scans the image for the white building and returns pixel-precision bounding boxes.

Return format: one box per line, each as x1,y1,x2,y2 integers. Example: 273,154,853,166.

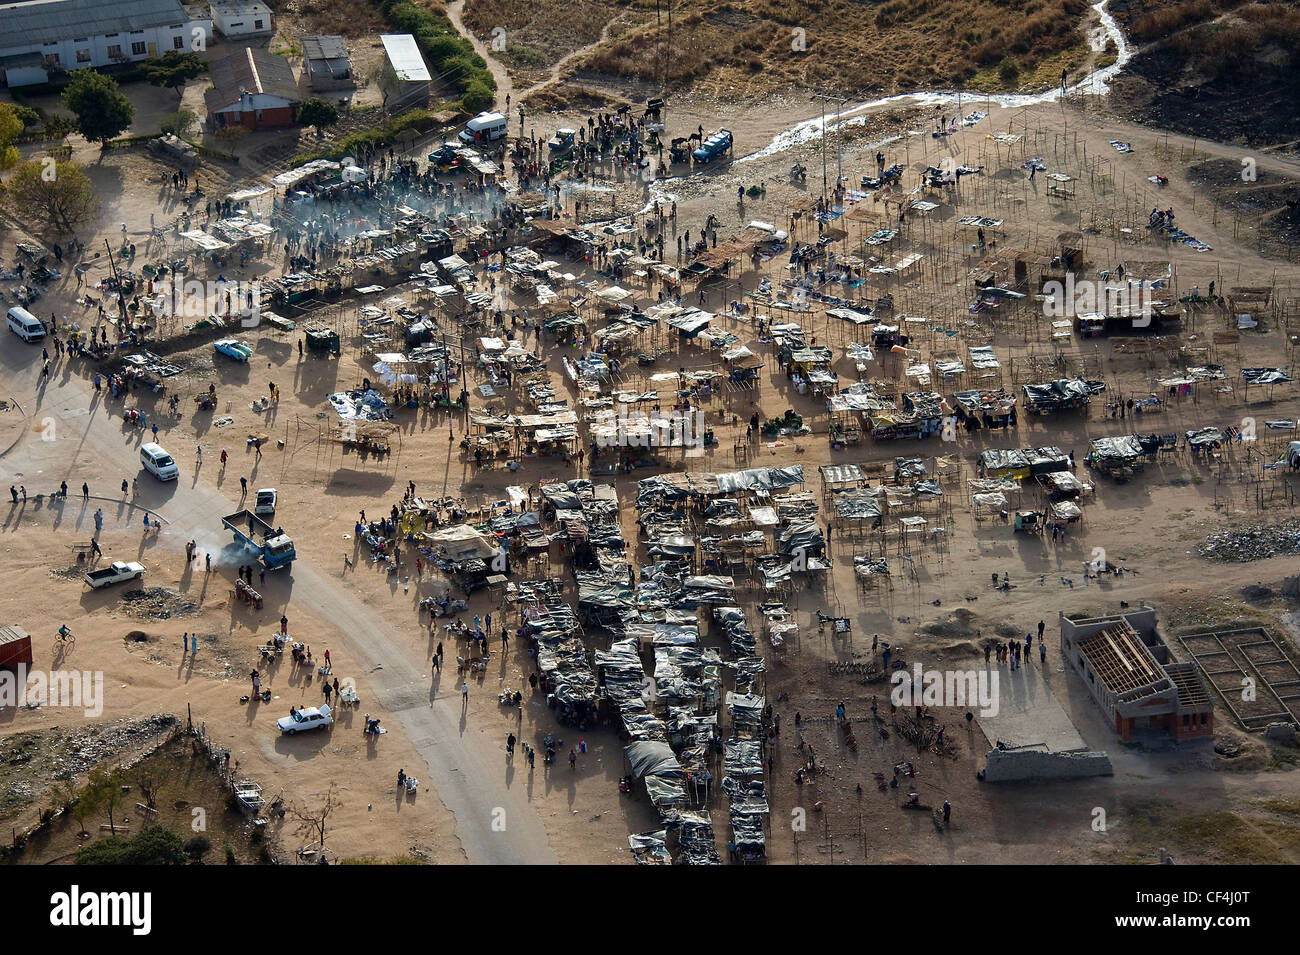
378,33,430,109
208,0,272,38
0,0,212,87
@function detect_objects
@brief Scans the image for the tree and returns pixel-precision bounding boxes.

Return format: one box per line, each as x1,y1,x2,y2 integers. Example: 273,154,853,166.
62,70,135,146
2,159,101,234
0,103,22,171
461,79,495,115
77,825,187,864
290,781,341,851
140,52,206,100
82,766,126,835
297,98,340,136
159,109,198,138
183,835,212,863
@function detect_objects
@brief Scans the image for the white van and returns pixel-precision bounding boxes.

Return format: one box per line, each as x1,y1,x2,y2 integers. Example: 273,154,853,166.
459,111,508,144
140,442,179,481
7,307,45,343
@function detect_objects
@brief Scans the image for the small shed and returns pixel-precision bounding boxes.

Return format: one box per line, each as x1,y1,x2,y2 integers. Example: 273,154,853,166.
301,35,353,91
0,626,33,670
379,34,431,109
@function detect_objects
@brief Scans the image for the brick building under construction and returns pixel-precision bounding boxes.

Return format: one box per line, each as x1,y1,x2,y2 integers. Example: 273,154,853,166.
1059,604,1215,743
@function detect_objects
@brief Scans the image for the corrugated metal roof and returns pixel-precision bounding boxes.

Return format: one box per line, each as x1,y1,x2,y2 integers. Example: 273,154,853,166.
0,0,192,50
380,33,429,83
301,35,347,62
206,45,299,108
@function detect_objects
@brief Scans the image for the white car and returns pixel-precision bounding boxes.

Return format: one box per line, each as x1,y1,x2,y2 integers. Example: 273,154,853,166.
277,705,333,735
254,488,277,516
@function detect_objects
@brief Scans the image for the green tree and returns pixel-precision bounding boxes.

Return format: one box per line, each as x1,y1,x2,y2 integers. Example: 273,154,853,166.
62,70,135,147
183,835,212,862
10,105,41,129
140,52,206,100
460,79,495,115
159,109,198,138
82,766,126,834
297,98,340,136
77,825,187,864
0,104,22,171
1,159,101,234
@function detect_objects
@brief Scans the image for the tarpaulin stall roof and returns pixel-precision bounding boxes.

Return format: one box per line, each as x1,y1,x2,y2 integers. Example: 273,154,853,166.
777,520,824,555
626,740,686,779
577,578,636,609
1186,427,1226,447
423,524,501,561
643,774,688,808
665,308,714,336
833,493,883,520
820,464,863,485
629,830,671,864
1090,434,1145,460
828,306,876,325
714,465,805,493
1242,368,1292,385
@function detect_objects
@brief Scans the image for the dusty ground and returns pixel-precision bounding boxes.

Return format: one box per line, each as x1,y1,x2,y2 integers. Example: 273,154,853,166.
2,12,1300,865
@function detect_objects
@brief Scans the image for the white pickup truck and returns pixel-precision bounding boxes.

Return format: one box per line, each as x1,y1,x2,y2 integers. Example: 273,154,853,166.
84,561,146,589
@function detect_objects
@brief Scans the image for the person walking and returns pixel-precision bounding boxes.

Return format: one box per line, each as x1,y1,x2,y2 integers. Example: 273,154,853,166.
569,748,577,771
1037,619,1045,640
82,482,89,500
506,732,516,757
240,476,247,495
1040,641,1047,665
461,681,469,710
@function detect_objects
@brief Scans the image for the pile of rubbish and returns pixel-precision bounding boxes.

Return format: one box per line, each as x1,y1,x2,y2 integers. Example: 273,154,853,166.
1199,519,1300,562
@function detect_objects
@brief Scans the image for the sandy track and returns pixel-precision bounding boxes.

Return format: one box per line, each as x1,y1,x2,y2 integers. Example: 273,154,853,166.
0,355,556,865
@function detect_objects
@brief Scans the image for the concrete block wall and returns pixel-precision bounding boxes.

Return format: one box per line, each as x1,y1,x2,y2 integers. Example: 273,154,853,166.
983,748,1113,782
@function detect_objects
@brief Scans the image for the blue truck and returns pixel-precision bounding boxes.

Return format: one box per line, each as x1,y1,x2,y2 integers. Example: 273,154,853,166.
693,129,733,163
222,509,296,569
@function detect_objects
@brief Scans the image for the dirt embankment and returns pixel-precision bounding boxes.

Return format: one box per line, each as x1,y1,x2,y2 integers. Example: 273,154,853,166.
1108,0,1300,149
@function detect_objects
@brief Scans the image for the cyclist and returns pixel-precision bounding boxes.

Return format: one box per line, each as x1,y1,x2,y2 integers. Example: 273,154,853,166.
57,625,72,640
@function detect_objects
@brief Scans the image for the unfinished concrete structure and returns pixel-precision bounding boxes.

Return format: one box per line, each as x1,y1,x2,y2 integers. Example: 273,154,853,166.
1059,604,1215,743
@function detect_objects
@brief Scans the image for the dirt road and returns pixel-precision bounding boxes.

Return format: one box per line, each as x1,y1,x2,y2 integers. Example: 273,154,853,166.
0,351,557,865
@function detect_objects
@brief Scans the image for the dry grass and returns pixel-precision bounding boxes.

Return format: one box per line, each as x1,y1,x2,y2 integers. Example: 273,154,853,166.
269,0,389,38
463,0,1090,97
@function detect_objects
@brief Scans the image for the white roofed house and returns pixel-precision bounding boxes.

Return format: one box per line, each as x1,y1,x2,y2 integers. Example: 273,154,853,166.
0,0,212,87
208,0,272,37
378,33,430,109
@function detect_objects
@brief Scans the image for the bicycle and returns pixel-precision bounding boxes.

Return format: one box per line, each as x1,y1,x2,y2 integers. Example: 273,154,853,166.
53,626,76,655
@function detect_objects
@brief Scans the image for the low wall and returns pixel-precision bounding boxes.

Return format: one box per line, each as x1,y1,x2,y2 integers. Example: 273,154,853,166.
983,747,1113,782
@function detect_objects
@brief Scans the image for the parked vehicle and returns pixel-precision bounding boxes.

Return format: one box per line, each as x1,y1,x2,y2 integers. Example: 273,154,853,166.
277,705,333,735
548,128,577,156
254,488,277,517
6,306,46,343
459,111,508,144
214,338,253,362
693,129,733,163
84,561,146,589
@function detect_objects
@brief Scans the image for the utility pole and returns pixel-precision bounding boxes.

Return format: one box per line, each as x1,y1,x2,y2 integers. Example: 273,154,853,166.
810,93,850,200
